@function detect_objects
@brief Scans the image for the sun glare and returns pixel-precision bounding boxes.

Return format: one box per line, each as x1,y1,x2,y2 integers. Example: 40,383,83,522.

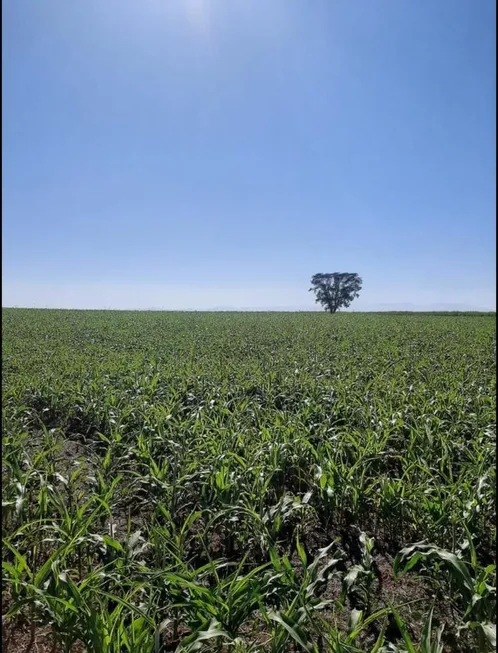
143,0,213,38
184,0,212,37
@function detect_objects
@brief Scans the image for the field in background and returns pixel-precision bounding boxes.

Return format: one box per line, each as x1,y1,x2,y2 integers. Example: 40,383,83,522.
2,309,496,652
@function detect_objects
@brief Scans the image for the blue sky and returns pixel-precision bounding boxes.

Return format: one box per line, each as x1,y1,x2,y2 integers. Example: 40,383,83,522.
3,0,496,310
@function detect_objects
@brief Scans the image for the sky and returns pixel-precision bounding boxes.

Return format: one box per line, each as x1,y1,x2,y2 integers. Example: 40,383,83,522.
2,0,496,311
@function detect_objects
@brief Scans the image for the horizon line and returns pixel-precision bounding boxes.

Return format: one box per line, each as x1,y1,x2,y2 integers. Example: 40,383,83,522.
3,306,496,314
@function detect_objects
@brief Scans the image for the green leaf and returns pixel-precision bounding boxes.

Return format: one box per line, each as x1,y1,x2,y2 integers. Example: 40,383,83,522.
420,607,436,653
103,535,124,553
180,619,230,651
348,609,363,636
268,610,314,653
391,606,417,653
370,616,388,653
394,543,474,596
296,535,307,567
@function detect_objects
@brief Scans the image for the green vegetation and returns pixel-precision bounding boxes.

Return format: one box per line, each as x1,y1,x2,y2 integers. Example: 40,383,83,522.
2,309,496,652
309,272,363,313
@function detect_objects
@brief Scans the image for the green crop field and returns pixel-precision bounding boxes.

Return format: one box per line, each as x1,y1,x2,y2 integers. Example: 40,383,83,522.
2,309,496,652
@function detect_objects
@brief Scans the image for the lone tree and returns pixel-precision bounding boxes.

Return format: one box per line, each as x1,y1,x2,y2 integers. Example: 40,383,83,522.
309,272,362,313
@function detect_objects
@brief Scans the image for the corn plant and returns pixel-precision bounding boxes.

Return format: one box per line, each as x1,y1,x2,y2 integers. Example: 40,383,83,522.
2,309,495,651
394,540,496,650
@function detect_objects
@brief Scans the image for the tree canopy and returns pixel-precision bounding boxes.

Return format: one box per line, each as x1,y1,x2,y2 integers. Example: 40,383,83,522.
309,272,363,313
